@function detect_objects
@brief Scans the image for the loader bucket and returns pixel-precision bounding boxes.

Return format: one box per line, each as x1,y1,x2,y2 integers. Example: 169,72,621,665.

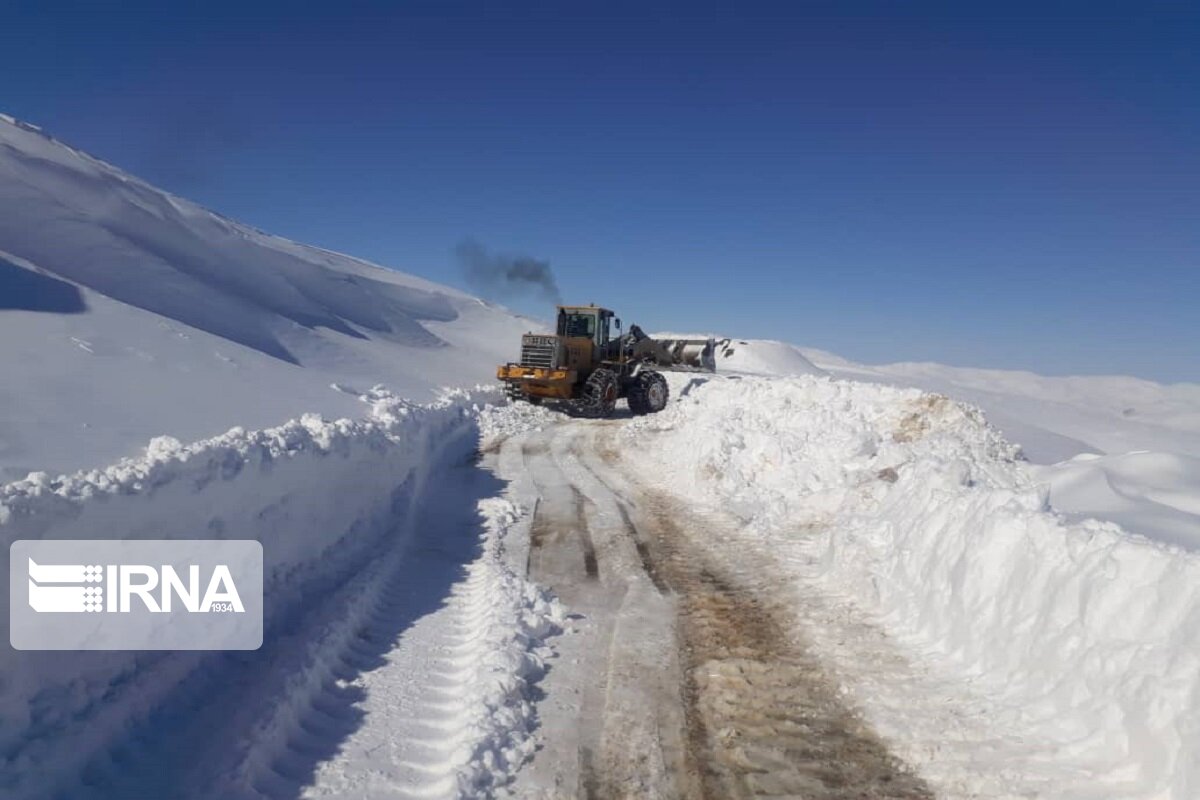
648,338,717,372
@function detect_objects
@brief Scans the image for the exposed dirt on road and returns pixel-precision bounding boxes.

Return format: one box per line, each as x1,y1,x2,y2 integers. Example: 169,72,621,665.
633,492,933,799
529,483,599,580
512,423,932,799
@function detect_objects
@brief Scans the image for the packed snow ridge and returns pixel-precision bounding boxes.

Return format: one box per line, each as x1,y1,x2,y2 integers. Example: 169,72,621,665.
0,388,562,799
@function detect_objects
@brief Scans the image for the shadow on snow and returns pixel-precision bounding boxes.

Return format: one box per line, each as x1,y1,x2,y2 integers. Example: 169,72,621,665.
63,429,511,799
0,258,87,314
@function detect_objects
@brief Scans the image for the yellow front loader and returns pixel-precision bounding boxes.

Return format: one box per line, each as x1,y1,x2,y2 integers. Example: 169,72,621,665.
496,304,715,417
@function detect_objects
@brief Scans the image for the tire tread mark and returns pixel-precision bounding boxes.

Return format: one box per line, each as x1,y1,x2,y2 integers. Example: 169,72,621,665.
615,501,668,595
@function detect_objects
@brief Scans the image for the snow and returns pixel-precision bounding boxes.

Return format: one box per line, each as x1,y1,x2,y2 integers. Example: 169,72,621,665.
621,373,1200,798
1031,451,1200,549
712,336,827,377
718,338,1200,551
0,115,542,477
0,113,563,797
0,388,562,799
803,349,1200,463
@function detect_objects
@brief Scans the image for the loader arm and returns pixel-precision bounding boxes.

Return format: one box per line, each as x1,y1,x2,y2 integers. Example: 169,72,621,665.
625,328,716,373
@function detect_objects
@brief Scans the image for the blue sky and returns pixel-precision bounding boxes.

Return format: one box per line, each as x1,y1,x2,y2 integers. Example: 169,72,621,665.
2,1,1197,381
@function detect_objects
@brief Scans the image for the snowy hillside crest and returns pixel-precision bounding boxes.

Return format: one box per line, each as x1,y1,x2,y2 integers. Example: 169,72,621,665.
0,114,539,475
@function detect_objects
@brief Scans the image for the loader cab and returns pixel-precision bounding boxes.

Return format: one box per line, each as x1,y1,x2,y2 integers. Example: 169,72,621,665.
556,305,615,349
556,305,616,372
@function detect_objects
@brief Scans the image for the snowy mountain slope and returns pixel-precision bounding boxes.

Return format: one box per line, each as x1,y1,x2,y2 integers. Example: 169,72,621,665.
801,348,1200,462
704,335,1200,462
709,338,1200,549
0,114,541,476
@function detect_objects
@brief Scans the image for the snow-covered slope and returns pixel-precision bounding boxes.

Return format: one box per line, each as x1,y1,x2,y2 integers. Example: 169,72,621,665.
812,353,1200,550
802,349,1200,463
0,114,539,476
714,339,1200,550
712,336,827,377
1030,450,1200,549
701,336,1200,462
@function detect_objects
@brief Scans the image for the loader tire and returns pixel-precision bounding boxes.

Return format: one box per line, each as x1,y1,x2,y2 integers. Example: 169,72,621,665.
576,368,620,418
627,370,669,415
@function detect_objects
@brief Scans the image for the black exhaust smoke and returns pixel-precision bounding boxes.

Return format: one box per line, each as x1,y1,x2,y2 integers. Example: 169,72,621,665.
455,238,562,304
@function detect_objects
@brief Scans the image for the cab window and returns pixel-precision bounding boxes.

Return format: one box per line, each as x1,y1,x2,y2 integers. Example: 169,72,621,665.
560,313,596,338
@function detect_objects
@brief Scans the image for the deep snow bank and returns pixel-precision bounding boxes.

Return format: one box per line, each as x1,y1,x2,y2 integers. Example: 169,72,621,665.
1033,451,1200,550
624,374,1200,799
0,388,557,798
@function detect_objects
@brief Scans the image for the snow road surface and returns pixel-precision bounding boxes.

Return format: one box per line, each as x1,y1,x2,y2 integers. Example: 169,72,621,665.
494,417,932,798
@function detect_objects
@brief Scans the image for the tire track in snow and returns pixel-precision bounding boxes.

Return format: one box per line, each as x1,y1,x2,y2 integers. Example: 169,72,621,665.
517,429,614,795
504,416,933,798
514,423,693,799
614,500,669,595
278,449,563,799
70,427,561,800
530,485,599,580
522,435,602,596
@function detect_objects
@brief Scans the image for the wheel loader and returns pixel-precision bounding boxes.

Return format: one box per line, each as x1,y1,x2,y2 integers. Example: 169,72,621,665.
496,304,716,417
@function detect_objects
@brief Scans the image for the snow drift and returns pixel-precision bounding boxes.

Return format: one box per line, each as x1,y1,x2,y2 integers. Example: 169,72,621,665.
0,388,559,799
712,337,827,377
1033,450,1200,550
0,114,540,476
624,374,1200,799
802,348,1200,463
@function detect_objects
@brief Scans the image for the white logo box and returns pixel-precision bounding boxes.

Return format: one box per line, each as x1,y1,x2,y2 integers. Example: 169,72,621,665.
10,540,263,650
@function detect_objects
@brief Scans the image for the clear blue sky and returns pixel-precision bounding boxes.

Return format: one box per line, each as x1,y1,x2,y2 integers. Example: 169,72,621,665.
3,1,1197,381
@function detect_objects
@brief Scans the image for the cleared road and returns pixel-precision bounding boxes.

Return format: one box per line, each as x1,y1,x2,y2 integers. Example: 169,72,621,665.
499,418,932,799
